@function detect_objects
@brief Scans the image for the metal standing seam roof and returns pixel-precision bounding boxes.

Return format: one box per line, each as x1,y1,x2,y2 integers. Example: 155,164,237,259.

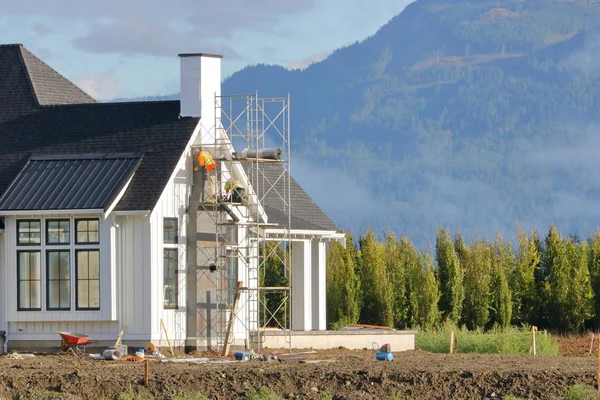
0,153,143,211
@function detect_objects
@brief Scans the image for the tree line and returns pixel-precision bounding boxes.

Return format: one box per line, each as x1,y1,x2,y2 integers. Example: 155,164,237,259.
326,224,600,333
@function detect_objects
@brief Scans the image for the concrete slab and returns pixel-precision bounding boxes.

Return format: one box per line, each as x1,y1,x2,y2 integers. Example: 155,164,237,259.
250,329,418,351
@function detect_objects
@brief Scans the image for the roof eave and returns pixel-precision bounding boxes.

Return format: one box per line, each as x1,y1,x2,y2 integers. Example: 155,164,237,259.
0,209,104,216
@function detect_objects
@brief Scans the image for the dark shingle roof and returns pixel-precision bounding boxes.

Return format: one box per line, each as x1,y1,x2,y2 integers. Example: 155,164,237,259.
0,44,95,123
0,153,142,211
0,44,199,212
19,46,96,106
0,101,199,211
246,163,338,231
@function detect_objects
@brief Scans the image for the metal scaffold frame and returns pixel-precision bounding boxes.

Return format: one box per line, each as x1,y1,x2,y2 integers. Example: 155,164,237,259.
194,92,292,354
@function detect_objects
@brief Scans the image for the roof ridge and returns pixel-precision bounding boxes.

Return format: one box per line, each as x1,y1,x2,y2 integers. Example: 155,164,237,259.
15,44,41,107
18,44,97,105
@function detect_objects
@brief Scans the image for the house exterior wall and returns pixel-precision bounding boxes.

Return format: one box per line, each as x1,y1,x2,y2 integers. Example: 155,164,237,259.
147,143,192,347
2,214,119,345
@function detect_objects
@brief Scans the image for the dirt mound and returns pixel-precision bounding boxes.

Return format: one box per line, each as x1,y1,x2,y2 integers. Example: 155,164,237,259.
0,350,598,399
556,335,598,356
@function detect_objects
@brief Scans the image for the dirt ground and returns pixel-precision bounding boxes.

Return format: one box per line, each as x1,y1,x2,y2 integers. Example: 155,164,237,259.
0,345,599,400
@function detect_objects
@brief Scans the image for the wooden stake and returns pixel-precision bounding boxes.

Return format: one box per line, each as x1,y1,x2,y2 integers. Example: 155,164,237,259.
115,325,126,347
222,281,243,357
531,326,536,356
450,331,455,354
597,335,600,393
144,360,149,386
160,319,175,357
591,333,596,355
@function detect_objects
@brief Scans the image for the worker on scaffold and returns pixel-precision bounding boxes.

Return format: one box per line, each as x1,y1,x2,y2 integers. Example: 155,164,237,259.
224,178,245,204
193,149,216,203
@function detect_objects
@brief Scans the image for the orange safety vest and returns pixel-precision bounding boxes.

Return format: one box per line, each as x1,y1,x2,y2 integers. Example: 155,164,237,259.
197,151,216,171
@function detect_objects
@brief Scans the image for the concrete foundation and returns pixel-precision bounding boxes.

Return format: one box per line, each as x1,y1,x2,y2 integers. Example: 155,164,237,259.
250,329,418,351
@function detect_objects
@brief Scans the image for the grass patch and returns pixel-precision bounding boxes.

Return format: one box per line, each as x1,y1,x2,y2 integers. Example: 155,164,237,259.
415,323,559,355
172,392,210,400
244,386,280,400
563,385,600,400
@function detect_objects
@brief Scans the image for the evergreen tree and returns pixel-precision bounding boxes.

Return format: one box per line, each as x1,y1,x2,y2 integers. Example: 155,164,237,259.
326,233,361,329
463,238,492,330
489,233,513,329
513,226,541,326
589,232,600,329
359,229,393,327
386,233,408,329
563,239,594,332
543,225,570,330
406,250,440,329
436,228,464,324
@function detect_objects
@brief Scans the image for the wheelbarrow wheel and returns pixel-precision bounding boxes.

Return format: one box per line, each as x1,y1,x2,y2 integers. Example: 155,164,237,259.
59,342,71,355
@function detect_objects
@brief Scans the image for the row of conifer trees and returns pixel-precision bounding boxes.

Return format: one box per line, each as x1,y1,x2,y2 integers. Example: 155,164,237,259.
326,225,600,332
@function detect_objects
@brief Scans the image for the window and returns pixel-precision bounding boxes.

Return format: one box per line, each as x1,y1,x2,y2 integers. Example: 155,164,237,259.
163,218,178,244
17,251,41,310
17,220,41,245
163,249,178,309
75,219,99,244
47,251,70,310
47,220,70,245
76,250,100,310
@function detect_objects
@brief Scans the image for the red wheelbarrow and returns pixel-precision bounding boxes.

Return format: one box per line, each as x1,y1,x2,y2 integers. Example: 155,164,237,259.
58,332,104,356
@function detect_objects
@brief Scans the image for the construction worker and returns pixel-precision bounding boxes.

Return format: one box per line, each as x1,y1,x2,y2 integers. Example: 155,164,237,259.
193,149,216,202
224,178,245,203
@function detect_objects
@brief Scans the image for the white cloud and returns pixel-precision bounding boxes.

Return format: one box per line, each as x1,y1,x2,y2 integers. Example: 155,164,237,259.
287,50,333,70
75,73,124,100
563,32,600,77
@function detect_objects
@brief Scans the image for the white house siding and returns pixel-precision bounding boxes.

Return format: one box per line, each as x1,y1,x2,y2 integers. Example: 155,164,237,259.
3,214,118,343
116,214,152,342
148,145,192,347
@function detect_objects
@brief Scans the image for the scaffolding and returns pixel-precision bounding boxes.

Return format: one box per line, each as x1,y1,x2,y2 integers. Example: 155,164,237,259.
193,92,292,353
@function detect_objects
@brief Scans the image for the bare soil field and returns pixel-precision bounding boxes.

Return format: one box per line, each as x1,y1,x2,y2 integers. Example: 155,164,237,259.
0,348,598,400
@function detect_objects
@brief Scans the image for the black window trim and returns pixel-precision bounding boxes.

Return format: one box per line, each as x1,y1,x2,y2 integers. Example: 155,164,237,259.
163,248,179,310
46,249,71,311
74,218,100,245
46,218,71,246
163,217,178,244
75,249,101,311
17,250,42,311
16,219,42,247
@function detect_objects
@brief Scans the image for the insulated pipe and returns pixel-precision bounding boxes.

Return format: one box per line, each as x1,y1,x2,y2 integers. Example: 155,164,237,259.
102,349,122,360
234,148,282,160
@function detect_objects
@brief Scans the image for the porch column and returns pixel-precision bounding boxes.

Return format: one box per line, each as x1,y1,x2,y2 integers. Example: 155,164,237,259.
291,240,312,331
311,240,326,330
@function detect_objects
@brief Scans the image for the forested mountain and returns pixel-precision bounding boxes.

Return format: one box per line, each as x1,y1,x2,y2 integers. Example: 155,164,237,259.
222,0,600,246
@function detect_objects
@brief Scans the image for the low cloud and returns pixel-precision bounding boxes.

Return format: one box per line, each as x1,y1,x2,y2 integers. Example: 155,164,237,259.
287,50,332,70
75,73,125,100
563,31,600,77
32,21,52,36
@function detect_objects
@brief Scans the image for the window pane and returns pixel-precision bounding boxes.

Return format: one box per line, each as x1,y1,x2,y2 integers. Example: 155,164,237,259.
60,252,70,279
19,282,30,308
78,252,89,279
89,281,100,308
48,281,60,309
48,252,59,279
89,251,100,279
77,220,88,232
59,280,70,308
89,220,98,232
19,253,30,280
163,249,178,307
30,253,40,280
60,221,70,243
88,231,99,243
78,281,88,308
164,219,178,244
30,281,41,309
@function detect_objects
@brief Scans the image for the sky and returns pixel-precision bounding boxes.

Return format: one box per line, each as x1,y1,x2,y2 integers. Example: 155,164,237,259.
0,0,413,100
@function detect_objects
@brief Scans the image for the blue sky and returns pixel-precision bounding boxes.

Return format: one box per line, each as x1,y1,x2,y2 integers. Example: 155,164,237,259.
0,0,412,99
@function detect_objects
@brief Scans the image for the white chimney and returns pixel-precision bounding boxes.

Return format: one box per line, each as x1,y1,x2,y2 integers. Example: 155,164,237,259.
178,53,222,122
